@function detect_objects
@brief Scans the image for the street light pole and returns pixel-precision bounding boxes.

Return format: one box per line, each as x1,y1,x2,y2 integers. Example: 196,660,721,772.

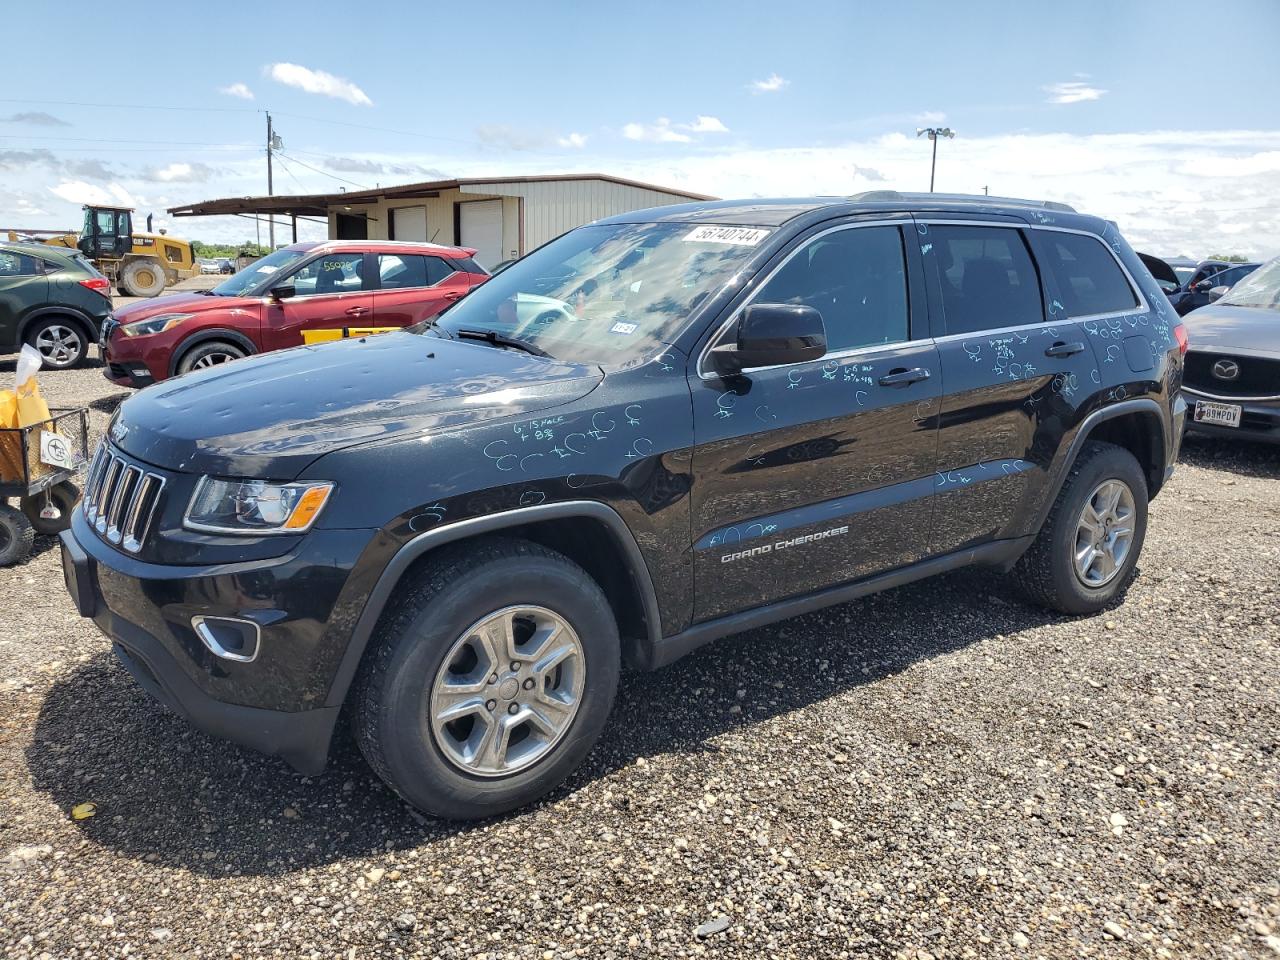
915,127,956,192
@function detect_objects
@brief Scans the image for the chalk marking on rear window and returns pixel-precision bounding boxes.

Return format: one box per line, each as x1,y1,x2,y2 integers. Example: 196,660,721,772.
683,226,770,246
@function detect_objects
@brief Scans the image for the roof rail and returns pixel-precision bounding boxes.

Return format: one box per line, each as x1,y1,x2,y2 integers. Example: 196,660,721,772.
848,190,1077,213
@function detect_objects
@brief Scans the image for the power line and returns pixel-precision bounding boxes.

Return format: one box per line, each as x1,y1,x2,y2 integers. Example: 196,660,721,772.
270,110,480,148
273,151,369,189
0,133,256,148
0,97,254,114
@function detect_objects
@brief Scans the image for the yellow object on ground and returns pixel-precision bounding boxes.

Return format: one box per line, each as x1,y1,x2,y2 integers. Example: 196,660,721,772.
301,327,398,345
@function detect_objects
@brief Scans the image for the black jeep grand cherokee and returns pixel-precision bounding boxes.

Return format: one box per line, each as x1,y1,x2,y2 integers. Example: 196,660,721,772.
61,193,1188,819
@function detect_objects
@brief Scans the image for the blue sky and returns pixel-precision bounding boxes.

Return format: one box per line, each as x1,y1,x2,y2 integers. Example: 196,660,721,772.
2,0,1279,256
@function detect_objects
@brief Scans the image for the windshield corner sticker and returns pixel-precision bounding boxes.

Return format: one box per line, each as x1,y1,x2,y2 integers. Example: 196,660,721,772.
610,321,638,336
683,225,770,246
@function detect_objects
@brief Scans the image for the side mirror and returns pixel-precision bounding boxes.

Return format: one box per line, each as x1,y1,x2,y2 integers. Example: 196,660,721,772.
710,303,826,375
1193,279,1215,293
1207,285,1229,302
270,282,296,301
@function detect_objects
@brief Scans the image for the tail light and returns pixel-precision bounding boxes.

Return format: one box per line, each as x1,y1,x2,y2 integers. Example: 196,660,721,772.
79,277,111,298
1173,323,1189,357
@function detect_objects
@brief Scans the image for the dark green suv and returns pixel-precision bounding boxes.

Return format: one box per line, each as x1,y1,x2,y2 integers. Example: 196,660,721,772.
0,241,112,369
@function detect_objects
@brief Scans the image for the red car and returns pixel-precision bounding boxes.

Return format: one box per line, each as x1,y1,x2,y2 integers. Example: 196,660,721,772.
102,240,488,387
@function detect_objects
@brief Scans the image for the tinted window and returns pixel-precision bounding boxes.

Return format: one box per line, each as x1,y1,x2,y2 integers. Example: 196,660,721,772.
928,225,1043,334
752,225,908,352
1033,231,1137,317
453,256,487,275
288,253,365,295
378,254,427,289
425,256,454,285
0,252,38,277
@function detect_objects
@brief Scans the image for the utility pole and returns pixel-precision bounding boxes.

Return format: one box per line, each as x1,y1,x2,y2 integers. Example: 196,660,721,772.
915,127,956,192
264,112,275,252
982,184,989,196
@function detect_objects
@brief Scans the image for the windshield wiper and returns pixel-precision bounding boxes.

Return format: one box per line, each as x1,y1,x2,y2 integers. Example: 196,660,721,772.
455,328,551,358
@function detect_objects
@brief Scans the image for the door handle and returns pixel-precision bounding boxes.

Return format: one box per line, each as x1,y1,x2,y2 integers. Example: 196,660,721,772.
878,366,930,387
443,291,463,302
1044,341,1085,358
345,306,370,317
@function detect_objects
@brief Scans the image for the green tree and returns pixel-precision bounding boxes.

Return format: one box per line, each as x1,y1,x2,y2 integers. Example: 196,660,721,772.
1206,253,1249,263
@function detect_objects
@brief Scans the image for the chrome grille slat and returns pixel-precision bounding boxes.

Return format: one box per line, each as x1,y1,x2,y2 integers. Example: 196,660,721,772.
81,444,167,553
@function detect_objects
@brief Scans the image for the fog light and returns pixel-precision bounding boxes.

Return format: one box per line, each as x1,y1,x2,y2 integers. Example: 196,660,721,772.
192,616,261,663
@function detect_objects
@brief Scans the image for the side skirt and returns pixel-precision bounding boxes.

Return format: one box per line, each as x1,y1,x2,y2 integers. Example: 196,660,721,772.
640,536,1034,670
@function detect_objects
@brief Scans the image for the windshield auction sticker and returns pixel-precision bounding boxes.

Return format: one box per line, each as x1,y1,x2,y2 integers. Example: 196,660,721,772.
683,226,771,246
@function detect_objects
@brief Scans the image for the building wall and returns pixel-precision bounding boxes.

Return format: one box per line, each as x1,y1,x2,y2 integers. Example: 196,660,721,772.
325,179,697,255
464,179,694,252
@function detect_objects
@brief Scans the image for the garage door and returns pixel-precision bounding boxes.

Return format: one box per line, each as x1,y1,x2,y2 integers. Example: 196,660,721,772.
459,200,503,268
391,206,427,242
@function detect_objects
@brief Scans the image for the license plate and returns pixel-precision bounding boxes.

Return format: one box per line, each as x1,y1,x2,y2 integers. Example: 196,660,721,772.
1194,400,1242,428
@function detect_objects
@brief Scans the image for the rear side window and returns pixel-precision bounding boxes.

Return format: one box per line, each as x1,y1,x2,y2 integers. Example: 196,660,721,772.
378,254,456,289
927,225,1044,334
0,252,39,277
1031,231,1138,317
752,225,909,352
453,256,487,275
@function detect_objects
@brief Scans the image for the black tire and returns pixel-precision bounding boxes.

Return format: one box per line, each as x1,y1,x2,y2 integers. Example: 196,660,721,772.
1011,441,1149,615
119,258,166,298
0,504,35,566
20,481,80,536
354,537,621,820
176,340,246,376
25,316,89,369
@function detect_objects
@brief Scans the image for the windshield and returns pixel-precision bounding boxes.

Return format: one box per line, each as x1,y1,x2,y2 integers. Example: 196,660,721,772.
1219,256,1280,310
210,247,309,297
1174,266,1195,284
430,222,767,364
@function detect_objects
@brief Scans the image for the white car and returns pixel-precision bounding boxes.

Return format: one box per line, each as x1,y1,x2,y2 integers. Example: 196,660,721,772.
198,259,220,275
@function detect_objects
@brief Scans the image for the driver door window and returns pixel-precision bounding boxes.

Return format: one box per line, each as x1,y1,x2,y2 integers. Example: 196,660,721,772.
750,225,909,354
288,253,366,296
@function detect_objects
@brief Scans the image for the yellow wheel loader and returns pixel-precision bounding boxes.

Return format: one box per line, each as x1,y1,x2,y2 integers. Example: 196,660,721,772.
6,205,198,298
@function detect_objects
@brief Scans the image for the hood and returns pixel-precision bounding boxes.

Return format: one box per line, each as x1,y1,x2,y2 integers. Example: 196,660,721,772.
112,290,256,321
1137,252,1180,288
1182,303,1280,356
109,330,602,477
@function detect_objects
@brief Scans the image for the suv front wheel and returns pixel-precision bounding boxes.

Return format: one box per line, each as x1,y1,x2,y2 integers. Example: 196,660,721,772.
1012,441,1149,615
355,537,620,819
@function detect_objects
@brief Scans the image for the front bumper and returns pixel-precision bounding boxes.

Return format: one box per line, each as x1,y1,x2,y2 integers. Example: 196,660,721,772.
60,512,378,774
1182,389,1280,445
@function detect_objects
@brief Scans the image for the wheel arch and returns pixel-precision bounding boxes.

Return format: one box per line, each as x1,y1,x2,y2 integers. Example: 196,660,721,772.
323,501,664,712
17,306,100,350
168,328,257,377
1034,398,1168,533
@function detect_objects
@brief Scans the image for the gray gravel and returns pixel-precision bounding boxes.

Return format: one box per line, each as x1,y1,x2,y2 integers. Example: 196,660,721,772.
1,355,1278,959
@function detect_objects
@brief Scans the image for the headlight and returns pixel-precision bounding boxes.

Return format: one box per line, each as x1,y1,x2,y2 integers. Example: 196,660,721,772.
184,478,334,535
120,313,193,337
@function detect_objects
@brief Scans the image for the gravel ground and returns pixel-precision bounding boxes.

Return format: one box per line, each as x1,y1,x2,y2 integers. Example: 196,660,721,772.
1,350,1278,959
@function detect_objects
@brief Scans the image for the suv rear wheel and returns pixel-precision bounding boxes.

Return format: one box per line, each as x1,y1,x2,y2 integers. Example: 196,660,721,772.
1011,441,1149,615
354,537,620,819
26,317,89,369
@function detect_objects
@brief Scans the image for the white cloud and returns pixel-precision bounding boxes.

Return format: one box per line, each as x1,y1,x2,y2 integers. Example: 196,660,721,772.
48,180,138,208
623,116,727,143
146,162,219,183
750,73,789,94
623,118,693,144
3,111,70,127
557,132,588,149
265,63,372,106
681,115,729,134
218,82,254,100
1045,81,1107,104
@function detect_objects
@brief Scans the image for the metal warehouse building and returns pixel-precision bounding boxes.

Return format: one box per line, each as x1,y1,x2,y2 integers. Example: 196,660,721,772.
168,174,715,268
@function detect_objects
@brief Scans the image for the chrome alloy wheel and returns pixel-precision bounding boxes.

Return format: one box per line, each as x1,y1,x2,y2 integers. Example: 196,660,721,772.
429,605,585,777
34,324,83,366
191,350,238,369
1073,478,1136,588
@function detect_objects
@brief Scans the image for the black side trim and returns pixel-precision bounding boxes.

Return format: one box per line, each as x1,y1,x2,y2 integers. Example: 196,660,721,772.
324,501,664,708
168,328,257,377
639,536,1034,670
1033,397,1168,530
